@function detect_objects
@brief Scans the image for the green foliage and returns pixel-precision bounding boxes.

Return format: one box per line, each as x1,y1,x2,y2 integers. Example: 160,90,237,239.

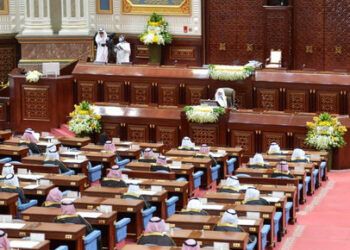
182,106,193,112
213,107,225,115
80,101,90,111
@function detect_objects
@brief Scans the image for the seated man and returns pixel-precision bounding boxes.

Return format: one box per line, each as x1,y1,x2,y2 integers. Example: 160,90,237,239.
104,140,116,152
180,198,208,215
137,217,176,246
55,199,93,235
271,161,294,179
101,165,127,188
182,239,200,250
218,176,243,193
0,174,28,204
243,187,269,205
214,209,256,243
44,148,71,174
0,230,10,250
291,148,309,163
19,128,42,155
248,153,268,169
215,88,230,108
1,163,14,177
178,137,195,150
121,184,150,209
42,187,63,208
267,142,281,155
150,155,171,173
97,132,108,145
139,148,157,163
193,144,218,166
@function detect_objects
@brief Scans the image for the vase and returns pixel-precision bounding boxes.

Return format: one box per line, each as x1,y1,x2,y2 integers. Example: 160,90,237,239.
148,44,162,64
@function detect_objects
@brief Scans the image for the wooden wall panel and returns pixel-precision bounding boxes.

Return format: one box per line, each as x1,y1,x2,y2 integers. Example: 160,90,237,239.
103,81,124,103
127,125,149,142
22,85,50,121
130,82,152,105
189,124,219,146
262,132,287,152
230,130,255,156
77,81,98,103
256,88,280,110
285,89,309,112
156,126,179,150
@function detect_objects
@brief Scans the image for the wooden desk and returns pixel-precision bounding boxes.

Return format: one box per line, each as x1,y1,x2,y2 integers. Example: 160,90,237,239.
0,144,29,160
0,162,60,174
44,174,88,194
0,130,12,140
81,144,141,159
73,196,144,238
0,192,18,217
126,161,194,195
168,157,212,189
57,136,91,148
166,149,228,181
3,138,61,151
235,168,308,201
82,151,117,174
123,169,177,181
121,246,207,250
8,238,50,250
22,207,117,250
203,192,287,236
166,214,263,250
202,203,276,247
2,221,86,250
21,155,89,175
167,229,248,249
19,182,54,204
210,146,244,168
84,186,168,219
125,178,189,210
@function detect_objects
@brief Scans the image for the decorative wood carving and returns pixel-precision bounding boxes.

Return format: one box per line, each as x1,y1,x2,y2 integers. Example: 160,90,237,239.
262,132,287,152
127,125,149,142
0,46,17,83
102,123,120,139
0,102,7,122
185,85,207,105
315,91,340,113
77,81,98,103
231,130,255,155
286,89,309,112
169,47,196,61
156,126,179,150
256,88,279,110
293,133,311,150
130,82,152,105
158,84,179,106
135,45,149,59
22,86,49,121
104,81,124,103
189,124,218,146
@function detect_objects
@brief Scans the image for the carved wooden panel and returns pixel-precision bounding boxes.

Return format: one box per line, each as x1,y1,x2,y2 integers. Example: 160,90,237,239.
256,88,279,110
22,85,50,121
0,102,7,122
158,84,179,106
324,0,350,71
77,81,98,103
103,81,124,103
185,85,207,105
130,82,152,105
235,90,250,109
286,89,309,112
315,91,340,114
293,133,311,150
156,126,179,150
169,47,196,61
262,132,287,152
0,45,17,83
294,0,325,70
127,125,149,142
135,45,149,59
231,130,255,155
189,124,218,146
102,123,121,139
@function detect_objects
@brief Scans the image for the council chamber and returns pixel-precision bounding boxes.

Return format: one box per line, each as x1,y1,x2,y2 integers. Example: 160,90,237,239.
0,0,348,249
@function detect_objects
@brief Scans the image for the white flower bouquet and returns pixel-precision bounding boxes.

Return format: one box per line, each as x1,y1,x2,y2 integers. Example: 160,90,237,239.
25,70,43,83
183,106,225,124
208,62,260,81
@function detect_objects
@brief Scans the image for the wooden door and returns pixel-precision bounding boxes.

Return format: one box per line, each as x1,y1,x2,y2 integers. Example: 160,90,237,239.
103,81,125,103
256,88,280,110
285,89,310,112
158,83,180,106
77,80,98,103
130,82,152,105
156,126,179,150
315,90,340,114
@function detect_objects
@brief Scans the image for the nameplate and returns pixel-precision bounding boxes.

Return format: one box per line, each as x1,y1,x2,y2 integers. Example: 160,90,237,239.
0,201,4,205
214,242,229,249
249,227,256,232
203,225,210,230
65,234,72,239
99,205,112,213
262,214,270,219
36,190,43,195
30,233,45,242
77,143,82,146
175,188,180,192
246,212,260,219
127,207,133,212
23,216,30,220
115,195,121,199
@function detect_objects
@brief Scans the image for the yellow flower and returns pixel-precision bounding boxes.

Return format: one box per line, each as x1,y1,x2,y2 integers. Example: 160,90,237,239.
332,118,338,125
313,117,319,122
338,126,347,133
319,121,331,126
78,110,89,115
306,122,314,129
153,35,159,43
321,131,326,135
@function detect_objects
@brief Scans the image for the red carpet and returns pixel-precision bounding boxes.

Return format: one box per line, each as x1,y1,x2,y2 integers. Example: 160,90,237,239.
277,171,350,250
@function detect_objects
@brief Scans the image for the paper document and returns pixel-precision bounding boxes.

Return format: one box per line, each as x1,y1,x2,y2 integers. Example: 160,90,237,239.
18,174,44,181
125,179,142,185
0,223,25,229
261,196,280,202
116,148,128,152
63,159,85,163
140,190,156,195
202,204,224,210
238,219,256,226
77,212,102,218
23,185,40,190
10,240,40,248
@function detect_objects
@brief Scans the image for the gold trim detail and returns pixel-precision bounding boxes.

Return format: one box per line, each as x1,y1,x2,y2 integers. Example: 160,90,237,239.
122,0,191,16
0,0,9,15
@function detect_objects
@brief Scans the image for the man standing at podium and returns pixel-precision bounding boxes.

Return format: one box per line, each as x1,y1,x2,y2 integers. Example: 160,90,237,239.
115,35,131,64
95,28,109,63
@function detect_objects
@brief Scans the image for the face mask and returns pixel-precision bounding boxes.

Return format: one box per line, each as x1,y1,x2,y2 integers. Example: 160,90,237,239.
119,38,123,42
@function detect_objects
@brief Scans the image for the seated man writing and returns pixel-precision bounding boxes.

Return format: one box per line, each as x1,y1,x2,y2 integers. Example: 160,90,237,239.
218,176,243,193
122,184,151,209
101,165,128,188
139,148,157,163
150,155,171,173
180,198,208,215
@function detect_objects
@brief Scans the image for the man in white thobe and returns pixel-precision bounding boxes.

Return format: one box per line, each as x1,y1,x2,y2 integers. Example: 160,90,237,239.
95,28,109,63
115,35,131,64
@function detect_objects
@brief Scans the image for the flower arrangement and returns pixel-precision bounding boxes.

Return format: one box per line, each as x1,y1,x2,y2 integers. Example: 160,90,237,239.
25,70,43,83
139,13,172,46
208,61,261,81
305,112,347,150
183,106,225,124
68,101,102,137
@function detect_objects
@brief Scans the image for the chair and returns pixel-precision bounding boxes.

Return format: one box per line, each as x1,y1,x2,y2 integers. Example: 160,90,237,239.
115,218,131,243
274,211,283,242
18,198,38,218
211,164,221,183
222,88,236,108
285,201,293,224
261,224,271,249
55,246,68,250
142,206,157,229
0,157,11,163
305,176,311,194
313,169,319,187
193,171,204,189
226,158,236,175
43,163,75,176
166,196,179,217
246,236,258,250
115,158,131,169
84,230,101,250
266,49,282,68
235,174,251,178
320,161,327,180
88,162,103,182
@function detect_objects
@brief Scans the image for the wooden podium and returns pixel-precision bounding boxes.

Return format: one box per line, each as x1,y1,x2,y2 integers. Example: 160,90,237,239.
8,68,74,133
